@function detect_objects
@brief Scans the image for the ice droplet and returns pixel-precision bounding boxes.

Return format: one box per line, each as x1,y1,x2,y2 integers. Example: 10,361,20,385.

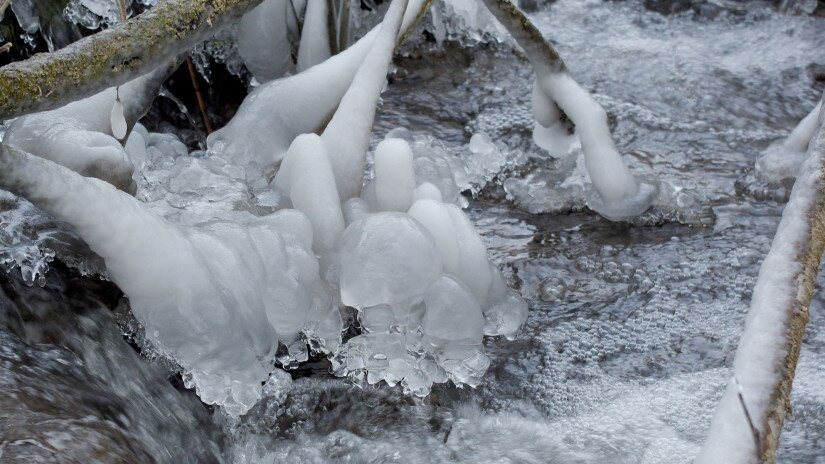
110,95,127,140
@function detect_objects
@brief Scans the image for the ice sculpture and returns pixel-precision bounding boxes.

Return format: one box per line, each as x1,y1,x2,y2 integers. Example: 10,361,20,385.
2,61,178,193
478,0,656,221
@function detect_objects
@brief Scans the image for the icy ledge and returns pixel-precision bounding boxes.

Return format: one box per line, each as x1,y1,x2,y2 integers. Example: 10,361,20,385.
698,97,825,463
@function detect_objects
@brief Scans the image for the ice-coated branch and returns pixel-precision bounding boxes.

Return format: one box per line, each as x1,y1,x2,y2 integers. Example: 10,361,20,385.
476,0,654,220
0,0,264,120
321,0,409,199
756,100,824,183
697,98,825,463
2,59,181,193
0,143,338,417
207,0,433,183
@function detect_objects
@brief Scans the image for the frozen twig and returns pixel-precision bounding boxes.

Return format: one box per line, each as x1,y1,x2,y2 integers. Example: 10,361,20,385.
185,57,213,134
734,376,763,460
0,0,264,120
116,0,128,21
475,0,654,220
698,95,825,463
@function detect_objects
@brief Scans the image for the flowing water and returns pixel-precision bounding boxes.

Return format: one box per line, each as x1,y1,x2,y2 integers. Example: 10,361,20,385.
1,0,825,462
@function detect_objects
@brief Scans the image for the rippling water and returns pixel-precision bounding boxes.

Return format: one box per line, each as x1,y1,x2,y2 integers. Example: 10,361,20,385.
1,0,824,462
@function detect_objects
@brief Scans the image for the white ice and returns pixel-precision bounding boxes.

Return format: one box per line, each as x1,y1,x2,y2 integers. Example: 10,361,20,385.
207,0,430,186
296,0,332,72
237,0,292,82
2,63,176,193
755,100,823,183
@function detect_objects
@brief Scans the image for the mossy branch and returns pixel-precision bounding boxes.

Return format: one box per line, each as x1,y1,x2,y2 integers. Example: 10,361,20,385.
0,0,264,120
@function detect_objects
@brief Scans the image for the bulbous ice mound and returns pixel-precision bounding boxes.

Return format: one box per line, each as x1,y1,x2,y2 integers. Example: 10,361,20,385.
586,181,659,222
332,213,443,312
325,139,529,393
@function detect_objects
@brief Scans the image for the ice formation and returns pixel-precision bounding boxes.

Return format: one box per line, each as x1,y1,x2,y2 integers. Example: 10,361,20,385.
0,0,528,417
2,62,178,193
755,99,823,183
0,144,343,417
296,0,333,72
477,0,656,221
236,0,293,82
206,0,430,185
698,99,825,463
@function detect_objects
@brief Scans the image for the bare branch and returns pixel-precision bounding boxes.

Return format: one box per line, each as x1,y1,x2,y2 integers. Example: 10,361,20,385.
0,0,264,120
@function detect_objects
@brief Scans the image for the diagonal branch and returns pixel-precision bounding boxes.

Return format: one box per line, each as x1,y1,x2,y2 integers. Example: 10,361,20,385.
698,95,825,463
0,0,264,120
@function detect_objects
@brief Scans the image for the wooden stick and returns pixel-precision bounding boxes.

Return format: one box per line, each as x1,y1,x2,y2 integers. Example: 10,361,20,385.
0,0,264,120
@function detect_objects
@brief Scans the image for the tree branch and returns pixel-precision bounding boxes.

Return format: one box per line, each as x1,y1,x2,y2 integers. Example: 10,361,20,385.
697,95,825,463
0,0,264,120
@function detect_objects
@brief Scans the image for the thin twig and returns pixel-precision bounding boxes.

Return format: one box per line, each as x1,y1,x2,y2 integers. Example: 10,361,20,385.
337,0,351,52
0,43,11,54
116,0,128,22
185,57,213,134
0,0,10,20
734,377,763,461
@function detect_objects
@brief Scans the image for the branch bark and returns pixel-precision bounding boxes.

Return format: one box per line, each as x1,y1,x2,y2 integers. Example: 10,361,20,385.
697,96,825,463
0,0,264,120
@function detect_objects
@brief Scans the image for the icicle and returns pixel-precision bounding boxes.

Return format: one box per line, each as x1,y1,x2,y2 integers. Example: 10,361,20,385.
320,0,410,200
297,0,333,72
110,89,128,140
